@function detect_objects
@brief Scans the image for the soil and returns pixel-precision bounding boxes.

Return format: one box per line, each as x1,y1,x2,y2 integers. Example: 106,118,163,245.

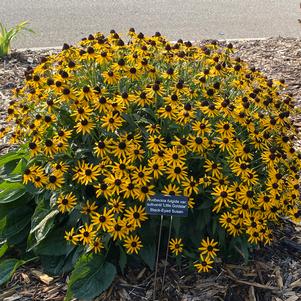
0,37,300,301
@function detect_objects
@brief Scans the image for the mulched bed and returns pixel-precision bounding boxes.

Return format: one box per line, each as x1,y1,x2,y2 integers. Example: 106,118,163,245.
0,37,301,301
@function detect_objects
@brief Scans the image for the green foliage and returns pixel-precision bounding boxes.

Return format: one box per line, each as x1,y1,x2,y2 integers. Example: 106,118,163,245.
0,259,24,286
66,254,116,301
0,20,34,58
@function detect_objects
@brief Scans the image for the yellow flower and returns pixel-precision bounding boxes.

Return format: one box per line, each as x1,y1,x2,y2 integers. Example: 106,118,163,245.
91,207,115,231
101,113,124,132
89,237,104,254
147,135,167,153
194,255,214,273
64,228,79,245
124,205,148,228
102,70,121,85
47,172,64,190
76,163,101,185
123,235,143,254
57,192,77,213
211,185,235,213
76,224,96,245
198,237,219,259
169,238,183,256
107,218,127,241
81,201,98,215
74,118,95,135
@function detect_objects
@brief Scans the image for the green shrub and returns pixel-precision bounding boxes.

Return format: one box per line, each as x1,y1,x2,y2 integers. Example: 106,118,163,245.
1,29,300,299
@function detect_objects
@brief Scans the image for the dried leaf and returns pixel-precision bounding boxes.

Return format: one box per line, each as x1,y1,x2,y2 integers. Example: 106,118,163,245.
31,269,54,285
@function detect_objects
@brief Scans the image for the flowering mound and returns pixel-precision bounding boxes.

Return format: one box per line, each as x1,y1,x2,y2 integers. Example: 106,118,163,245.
5,29,301,277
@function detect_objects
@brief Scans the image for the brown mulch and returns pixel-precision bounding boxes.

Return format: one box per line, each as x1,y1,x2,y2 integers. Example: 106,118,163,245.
0,37,301,301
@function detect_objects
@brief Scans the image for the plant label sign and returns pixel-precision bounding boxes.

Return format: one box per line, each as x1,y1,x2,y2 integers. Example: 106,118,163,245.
146,194,188,217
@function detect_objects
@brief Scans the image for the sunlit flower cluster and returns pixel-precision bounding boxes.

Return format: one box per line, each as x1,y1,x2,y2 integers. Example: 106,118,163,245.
5,29,301,272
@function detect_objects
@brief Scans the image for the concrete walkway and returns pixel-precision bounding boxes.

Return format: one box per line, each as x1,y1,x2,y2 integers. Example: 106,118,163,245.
1,0,301,48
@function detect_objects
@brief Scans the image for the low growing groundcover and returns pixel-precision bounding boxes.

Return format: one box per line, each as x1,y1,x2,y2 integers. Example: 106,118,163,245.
0,30,300,300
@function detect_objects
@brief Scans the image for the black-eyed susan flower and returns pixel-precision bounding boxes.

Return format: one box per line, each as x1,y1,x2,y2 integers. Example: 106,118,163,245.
166,164,188,183
132,166,152,186
169,238,183,256
93,138,111,158
81,201,98,215
135,183,155,202
64,228,79,245
57,192,77,213
102,70,120,85
71,105,93,122
147,135,167,153
198,237,219,259
101,113,124,132
76,223,96,245
76,163,101,185
108,217,127,241
47,173,64,190
123,235,143,254
124,205,147,228
162,183,181,196
91,207,114,231
204,159,222,178
194,255,214,273
44,139,57,156
108,197,126,213
75,118,95,135
89,237,104,254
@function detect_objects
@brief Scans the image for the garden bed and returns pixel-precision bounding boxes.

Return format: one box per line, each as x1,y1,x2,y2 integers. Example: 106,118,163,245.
0,37,300,301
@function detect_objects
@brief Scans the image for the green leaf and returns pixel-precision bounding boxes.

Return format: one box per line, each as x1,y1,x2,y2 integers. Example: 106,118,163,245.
0,242,8,258
237,238,249,263
0,259,24,286
34,227,73,256
0,182,26,204
0,205,33,240
11,158,27,175
67,254,116,300
27,200,58,251
173,217,181,236
0,151,27,167
119,246,127,274
7,224,31,245
140,243,156,270
211,217,218,235
40,254,73,275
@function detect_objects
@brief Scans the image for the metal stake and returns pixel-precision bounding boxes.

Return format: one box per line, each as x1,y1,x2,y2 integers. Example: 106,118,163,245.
153,215,164,301
160,216,173,296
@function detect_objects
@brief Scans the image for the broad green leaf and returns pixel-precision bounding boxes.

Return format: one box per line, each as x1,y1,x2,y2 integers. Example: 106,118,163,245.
172,217,181,236
39,245,83,276
237,238,249,263
40,253,73,275
11,158,27,175
67,254,116,301
7,224,31,245
0,259,24,286
0,182,26,204
119,246,127,274
27,199,58,251
0,242,8,258
0,205,33,240
140,243,156,270
34,227,73,256
0,151,27,167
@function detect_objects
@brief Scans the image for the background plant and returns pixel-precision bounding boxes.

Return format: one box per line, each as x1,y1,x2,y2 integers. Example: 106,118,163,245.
0,20,33,58
1,29,301,299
